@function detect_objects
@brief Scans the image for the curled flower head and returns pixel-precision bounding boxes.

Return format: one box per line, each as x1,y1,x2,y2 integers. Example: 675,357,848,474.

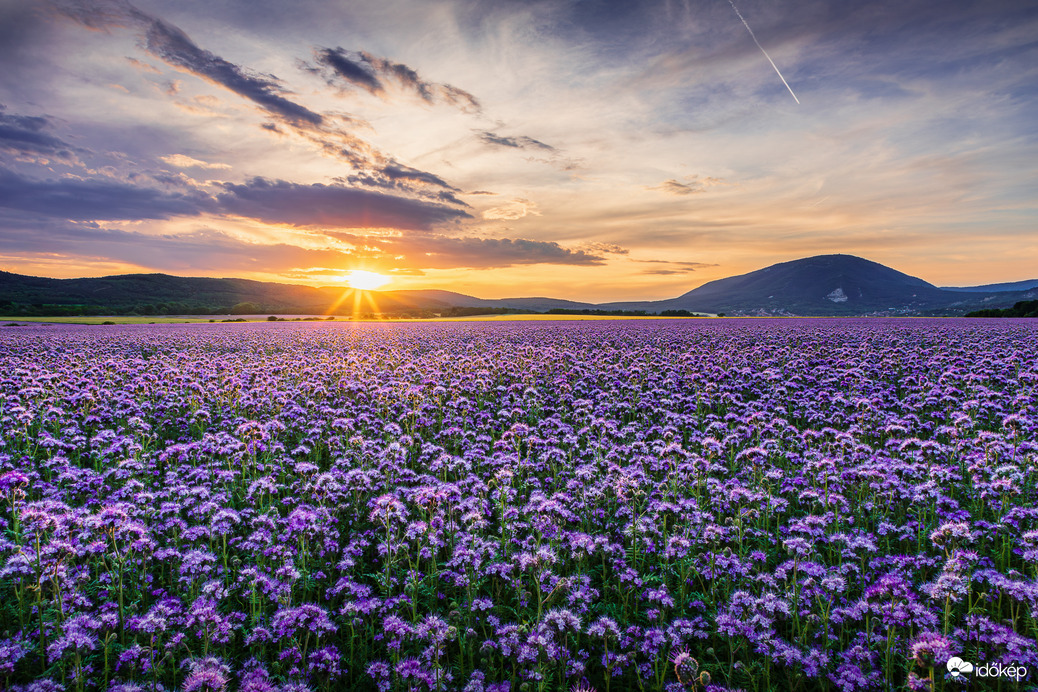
669,647,699,685
783,537,813,558
0,470,29,493
909,632,953,669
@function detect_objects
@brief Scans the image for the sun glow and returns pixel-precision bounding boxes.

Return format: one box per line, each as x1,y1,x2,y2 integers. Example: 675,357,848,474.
344,270,390,290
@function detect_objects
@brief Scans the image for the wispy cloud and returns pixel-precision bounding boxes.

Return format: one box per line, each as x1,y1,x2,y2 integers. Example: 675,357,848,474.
476,130,555,151
50,0,461,187
579,241,629,256
633,259,716,275
482,198,539,220
308,47,481,113
52,0,323,126
160,154,231,170
0,105,80,164
142,18,325,127
650,175,728,196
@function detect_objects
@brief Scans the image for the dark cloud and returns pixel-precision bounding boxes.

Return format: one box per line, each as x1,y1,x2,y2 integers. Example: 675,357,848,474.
0,106,79,162
0,2,49,70
476,129,580,170
308,47,383,95
329,231,604,269
53,0,322,126
52,0,368,163
310,47,481,113
342,163,468,204
0,205,600,274
0,167,213,220
0,215,356,273
477,130,555,151
143,19,324,127
400,236,603,268
216,177,471,230
0,162,470,232
381,163,458,190
52,0,461,187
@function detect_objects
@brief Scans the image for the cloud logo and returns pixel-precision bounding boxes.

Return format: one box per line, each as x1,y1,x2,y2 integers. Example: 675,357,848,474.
947,657,974,677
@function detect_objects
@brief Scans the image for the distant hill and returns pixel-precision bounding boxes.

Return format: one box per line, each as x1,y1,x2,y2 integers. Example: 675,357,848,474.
382,290,598,312
1,255,1034,317
941,279,1038,293
603,255,1038,316
0,271,474,316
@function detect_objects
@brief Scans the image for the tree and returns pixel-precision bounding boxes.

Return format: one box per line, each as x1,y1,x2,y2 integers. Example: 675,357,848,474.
230,302,261,315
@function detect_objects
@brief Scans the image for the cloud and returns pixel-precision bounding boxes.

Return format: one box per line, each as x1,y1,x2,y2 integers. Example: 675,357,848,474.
0,105,80,163
634,259,716,275
308,47,481,113
142,18,324,127
482,198,541,221
52,0,463,187
160,154,231,170
0,216,358,273
399,236,603,269
329,232,605,269
0,167,213,220
216,177,471,230
307,47,383,95
477,130,555,151
580,241,629,255
124,56,160,73
650,175,728,196
379,163,458,191
52,0,322,125
0,167,468,234
475,129,581,170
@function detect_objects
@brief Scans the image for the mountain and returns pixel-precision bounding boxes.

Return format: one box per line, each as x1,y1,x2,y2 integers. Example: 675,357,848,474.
1,255,1034,317
0,271,468,315
940,279,1038,293
381,290,598,312
603,254,1037,316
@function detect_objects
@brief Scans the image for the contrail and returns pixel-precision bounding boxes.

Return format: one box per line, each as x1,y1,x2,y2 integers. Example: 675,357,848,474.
726,0,800,104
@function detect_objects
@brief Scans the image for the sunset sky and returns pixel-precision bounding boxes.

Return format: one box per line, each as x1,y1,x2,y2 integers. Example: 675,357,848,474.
0,0,1035,301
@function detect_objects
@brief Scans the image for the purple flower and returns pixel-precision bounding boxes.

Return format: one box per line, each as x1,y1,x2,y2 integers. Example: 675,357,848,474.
909,632,954,669
587,617,619,640
181,657,229,692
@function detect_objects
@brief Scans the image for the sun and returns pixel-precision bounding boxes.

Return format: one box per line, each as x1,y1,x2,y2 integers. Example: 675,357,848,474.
344,270,390,291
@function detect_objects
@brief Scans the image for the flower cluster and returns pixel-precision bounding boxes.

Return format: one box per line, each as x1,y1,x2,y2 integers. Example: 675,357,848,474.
0,317,1036,691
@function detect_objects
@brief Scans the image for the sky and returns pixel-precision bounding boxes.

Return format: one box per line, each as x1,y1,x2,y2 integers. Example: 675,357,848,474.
0,0,1035,301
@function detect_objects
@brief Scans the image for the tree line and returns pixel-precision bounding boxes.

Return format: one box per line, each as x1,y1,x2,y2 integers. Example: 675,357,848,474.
966,300,1038,318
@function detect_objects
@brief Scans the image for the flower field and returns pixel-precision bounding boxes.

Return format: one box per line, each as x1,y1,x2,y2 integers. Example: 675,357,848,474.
1,318,1036,692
